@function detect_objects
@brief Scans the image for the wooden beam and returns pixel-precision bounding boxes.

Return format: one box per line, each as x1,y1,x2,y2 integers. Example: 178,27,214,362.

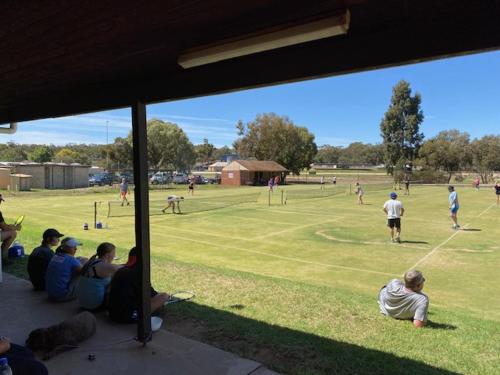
1,0,499,124
131,100,152,344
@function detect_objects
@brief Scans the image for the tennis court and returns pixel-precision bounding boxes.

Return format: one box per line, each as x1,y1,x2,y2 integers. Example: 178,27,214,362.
3,183,500,374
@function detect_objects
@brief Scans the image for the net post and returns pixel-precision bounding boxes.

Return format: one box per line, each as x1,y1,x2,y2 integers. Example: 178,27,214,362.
349,184,352,195
268,189,271,207
94,201,97,229
107,201,111,218
281,189,284,205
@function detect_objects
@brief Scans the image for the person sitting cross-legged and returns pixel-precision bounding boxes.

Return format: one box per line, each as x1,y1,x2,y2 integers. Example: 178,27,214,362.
76,242,123,311
107,247,169,323
27,228,64,291
45,237,87,302
378,270,429,328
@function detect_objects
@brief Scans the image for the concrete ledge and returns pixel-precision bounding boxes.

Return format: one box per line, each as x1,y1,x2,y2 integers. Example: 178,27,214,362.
0,273,278,375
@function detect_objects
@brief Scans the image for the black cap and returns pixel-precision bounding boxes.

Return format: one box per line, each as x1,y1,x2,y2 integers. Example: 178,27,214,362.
43,228,64,240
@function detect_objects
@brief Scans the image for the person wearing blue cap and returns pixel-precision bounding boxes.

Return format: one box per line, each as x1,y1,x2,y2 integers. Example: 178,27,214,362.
383,192,404,243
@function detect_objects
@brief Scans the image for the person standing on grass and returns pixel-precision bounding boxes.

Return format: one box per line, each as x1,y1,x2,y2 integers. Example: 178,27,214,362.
474,176,480,191
383,192,404,243
355,182,364,204
495,181,500,205
268,177,274,192
187,179,195,195
332,176,337,185
274,174,280,187
27,228,64,291
448,185,460,229
119,178,130,206
320,176,325,189
0,193,21,266
378,270,428,328
404,178,410,195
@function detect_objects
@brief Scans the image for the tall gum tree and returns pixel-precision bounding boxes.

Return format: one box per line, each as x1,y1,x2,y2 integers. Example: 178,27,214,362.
380,80,424,180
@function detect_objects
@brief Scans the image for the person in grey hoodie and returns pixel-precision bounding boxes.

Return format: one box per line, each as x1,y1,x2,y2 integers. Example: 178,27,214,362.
378,270,429,328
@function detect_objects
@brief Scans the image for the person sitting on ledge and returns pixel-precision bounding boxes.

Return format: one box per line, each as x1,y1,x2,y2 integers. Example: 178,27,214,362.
0,336,48,375
45,237,87,302
27,228,64,291
76,242,123,311
108,247,168,323
378,270,429,328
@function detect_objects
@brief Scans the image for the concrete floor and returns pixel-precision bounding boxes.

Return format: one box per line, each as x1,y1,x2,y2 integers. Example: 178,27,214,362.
0,273,279,375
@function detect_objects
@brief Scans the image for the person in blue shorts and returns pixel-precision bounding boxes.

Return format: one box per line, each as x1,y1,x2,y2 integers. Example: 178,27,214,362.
448,185,460,229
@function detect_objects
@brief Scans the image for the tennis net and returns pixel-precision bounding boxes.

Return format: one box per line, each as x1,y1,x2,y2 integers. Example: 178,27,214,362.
284,186,347,202
107,192,262,217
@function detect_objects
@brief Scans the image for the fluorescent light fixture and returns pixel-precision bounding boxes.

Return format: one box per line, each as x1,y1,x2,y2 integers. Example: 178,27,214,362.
178,10,350,69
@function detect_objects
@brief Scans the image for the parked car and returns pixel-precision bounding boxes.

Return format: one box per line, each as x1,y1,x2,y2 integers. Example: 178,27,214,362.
120,173,134,183
89,173,114,186
172,174,188,184
150,171,171,185
191,175,208,184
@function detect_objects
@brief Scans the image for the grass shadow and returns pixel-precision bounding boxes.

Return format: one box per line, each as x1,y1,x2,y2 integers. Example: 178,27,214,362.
426,320,458,330
461,228,481,232
166,303,460,375
401,240,429,244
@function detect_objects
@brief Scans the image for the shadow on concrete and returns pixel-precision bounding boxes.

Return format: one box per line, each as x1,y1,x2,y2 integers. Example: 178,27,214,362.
166,303,460,375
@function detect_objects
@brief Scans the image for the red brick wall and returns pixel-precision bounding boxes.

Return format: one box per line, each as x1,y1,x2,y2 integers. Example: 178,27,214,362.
221,170,242,186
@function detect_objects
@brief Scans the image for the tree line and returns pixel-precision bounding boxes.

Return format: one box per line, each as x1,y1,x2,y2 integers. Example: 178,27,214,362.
0,80,498,180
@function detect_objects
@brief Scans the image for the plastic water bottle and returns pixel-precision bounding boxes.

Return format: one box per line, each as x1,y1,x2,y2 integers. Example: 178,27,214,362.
0,357,13,375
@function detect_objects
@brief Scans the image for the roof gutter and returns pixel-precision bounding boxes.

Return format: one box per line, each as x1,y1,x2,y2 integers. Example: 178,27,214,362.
0,122,17,134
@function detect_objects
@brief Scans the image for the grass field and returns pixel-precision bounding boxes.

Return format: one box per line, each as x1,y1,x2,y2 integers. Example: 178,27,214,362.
2,183,500,374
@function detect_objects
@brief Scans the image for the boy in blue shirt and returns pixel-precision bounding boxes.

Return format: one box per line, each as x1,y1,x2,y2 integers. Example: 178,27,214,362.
45,237,86,302
448,186,460,229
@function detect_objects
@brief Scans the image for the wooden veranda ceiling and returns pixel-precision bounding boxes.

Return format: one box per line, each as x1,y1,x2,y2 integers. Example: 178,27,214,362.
1,0,500,124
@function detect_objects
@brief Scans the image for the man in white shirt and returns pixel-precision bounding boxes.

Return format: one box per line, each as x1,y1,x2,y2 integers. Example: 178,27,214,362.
383,192,404,243
162,195,184,214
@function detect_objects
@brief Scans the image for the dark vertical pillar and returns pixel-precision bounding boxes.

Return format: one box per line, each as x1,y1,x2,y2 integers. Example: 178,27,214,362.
131,100,152,344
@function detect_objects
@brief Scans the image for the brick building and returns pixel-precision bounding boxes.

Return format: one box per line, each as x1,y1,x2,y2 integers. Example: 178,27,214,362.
221,160,287,186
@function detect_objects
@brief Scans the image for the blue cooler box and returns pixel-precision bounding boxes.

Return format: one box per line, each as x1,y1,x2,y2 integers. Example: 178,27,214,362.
8,243,25,258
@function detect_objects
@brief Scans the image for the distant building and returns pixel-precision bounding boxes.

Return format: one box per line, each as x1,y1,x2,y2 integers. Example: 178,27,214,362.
221,160,287,186
0,162,89,189
208,161,228,172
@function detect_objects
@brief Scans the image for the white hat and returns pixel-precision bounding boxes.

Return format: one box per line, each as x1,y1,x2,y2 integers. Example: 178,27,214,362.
63,237,82,248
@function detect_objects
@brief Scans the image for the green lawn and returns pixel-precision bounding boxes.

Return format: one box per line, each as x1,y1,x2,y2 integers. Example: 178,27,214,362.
3,184,499,374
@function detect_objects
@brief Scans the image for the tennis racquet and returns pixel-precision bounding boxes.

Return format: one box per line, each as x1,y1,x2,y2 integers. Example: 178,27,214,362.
14,215,25,226
164,291,195,306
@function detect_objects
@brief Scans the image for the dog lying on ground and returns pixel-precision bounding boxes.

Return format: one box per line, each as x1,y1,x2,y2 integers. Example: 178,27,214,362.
26,311,97,360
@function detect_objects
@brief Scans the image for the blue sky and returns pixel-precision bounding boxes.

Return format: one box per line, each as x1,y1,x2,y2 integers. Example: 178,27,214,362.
7,50,500,148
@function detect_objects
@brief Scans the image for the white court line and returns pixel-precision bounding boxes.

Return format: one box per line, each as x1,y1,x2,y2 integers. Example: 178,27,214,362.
408,223,470,270
407,202,497,270
477,203,496,218
152,230,399,277
255,217,343,239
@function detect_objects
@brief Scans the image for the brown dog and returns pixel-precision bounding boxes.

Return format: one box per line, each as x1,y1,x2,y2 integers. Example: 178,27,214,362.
26,311,97,360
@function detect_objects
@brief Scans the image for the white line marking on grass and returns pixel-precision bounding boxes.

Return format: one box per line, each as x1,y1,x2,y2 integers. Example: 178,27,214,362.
477,203,496,218
316,230,431,250
153,230,399,277
408,224,470,270
255,217,343,239
408,202,498,270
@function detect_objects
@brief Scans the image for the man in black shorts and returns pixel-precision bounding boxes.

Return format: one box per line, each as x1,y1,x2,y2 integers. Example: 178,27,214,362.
383,192,404,243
